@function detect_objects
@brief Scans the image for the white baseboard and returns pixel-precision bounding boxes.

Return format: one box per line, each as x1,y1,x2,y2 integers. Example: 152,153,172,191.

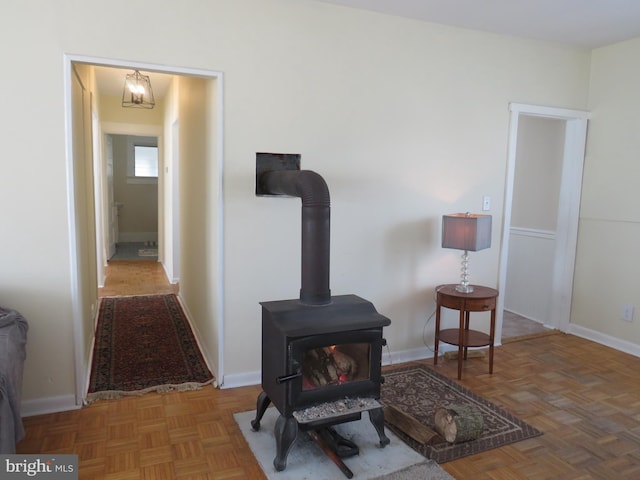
19,343,507,415
175,295,218,381
24,328,635,416
382,346,433,366
161,261,179,285
218,344,469,390
220,370,261,389
22,395,80,417
568,323,640,357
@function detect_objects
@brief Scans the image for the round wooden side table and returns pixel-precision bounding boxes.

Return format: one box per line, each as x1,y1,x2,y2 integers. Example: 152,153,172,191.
433,284,499,380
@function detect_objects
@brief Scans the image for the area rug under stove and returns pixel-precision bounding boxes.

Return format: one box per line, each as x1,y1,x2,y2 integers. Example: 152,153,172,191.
87,294,214,402
234,407,454,480
381,365,542,463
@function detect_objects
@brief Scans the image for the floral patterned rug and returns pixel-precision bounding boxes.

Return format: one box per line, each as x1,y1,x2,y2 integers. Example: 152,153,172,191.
380,365,542,463
87,294,214,402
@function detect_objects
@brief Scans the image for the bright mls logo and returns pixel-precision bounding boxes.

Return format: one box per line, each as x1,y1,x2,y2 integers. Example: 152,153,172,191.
1,455,78,479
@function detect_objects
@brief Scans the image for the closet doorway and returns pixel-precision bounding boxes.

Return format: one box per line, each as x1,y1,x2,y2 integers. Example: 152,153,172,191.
497,103,589,344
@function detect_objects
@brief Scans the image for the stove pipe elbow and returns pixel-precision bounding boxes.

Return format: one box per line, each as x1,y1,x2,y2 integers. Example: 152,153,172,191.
260,170,331,305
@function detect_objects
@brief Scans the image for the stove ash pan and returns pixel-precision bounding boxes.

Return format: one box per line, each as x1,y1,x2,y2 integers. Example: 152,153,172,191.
259,294,391,418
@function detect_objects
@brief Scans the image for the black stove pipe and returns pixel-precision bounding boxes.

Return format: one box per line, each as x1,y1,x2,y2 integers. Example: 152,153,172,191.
259,170,331,306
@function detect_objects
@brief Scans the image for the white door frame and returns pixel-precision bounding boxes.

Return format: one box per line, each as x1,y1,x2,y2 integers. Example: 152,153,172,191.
170,120,181,283
105,134,117,260
497,103,589,344
64,54,225,404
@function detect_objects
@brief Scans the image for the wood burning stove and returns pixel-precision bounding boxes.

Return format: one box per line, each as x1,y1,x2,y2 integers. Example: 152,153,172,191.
252,158,391,472
253,295,391,471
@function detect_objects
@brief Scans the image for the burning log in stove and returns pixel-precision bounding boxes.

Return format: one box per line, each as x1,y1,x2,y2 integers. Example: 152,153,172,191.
303,346,358,388
251,157,391,474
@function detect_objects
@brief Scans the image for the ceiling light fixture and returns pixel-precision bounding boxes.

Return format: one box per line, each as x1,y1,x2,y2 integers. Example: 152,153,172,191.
122,70,155,109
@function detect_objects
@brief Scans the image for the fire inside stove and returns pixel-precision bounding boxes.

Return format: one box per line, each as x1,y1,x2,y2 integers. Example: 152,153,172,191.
302,343,370,390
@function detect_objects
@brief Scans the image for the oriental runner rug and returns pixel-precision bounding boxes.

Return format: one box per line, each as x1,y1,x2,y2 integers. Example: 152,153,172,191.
87,294,214,402
380,365,542,463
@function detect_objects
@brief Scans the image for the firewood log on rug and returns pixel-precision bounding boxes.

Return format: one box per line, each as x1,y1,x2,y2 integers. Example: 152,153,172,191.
434,405,484,444
384,405,443,445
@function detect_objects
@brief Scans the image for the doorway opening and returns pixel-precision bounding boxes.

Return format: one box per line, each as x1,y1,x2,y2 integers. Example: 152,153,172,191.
497,103,589,345
65,55,224,405
98,133,169,300
105,134,159,263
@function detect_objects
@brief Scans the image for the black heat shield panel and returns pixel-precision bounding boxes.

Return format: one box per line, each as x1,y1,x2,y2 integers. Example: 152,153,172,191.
255,152,301,196
260,294,391,337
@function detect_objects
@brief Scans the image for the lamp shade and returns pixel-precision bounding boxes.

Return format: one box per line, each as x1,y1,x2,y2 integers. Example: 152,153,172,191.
442,213,492,252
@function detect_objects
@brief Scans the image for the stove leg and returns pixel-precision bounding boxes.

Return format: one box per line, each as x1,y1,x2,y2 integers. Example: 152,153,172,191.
273,414,298,471
251,391,271,431
368,407,390,448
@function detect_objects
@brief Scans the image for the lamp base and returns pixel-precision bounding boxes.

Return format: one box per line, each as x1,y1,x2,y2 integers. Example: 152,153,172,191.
456,250,474,293
455,284,474,293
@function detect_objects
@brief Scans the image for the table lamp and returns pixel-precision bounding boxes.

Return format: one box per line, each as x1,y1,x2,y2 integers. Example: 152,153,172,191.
442,213,492,293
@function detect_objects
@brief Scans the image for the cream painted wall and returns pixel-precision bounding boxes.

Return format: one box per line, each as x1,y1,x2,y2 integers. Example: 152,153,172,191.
176,76,221,379
571,37,640,344
215,1,590,380
100,95,165,127
511,117,565,231
0,0,592,408
70,63,98,404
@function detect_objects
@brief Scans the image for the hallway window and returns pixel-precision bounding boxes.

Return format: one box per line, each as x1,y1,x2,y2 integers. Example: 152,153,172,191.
134,145,158,177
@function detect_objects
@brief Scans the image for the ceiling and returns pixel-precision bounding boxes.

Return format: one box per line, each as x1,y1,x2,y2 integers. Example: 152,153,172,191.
316,0,640,49
95,1,640,100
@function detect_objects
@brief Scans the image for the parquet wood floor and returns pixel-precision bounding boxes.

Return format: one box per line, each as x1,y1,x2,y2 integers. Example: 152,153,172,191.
18,333,640,479
45,264,640,477
98,261,178,298
431,333,640,479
